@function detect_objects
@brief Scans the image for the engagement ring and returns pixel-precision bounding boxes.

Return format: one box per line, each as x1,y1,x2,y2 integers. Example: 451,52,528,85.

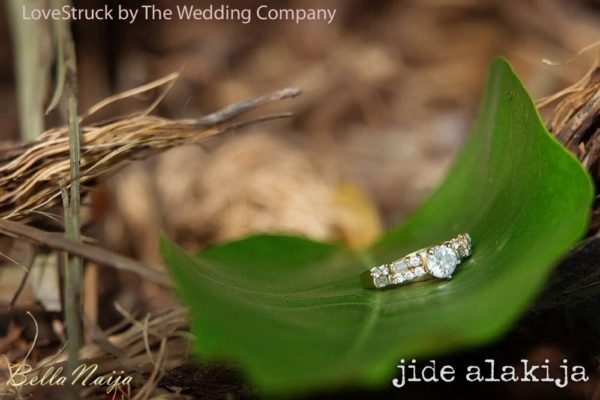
361,233,472,289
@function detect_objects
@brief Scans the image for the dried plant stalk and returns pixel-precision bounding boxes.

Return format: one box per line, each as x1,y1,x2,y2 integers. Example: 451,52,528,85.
0,73,300,221
537,58,600,233
0,307,189,398
538,58,600,170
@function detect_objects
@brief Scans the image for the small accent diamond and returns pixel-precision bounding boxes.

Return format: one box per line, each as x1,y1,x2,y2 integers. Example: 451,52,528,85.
457,234,472,257
414,267,426,277
463,234,472,248
390,259,408,273
371,265,389,278
390,273,404,285
403,270,415,280
373,275,389,288
408,256,421,267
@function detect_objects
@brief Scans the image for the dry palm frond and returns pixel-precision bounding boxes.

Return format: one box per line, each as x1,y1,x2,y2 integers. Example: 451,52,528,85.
537,57,600,166
538,58,600,234
0,73,300,221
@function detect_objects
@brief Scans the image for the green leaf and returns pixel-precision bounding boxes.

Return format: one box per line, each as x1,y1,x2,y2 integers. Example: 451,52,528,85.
161,58,593,395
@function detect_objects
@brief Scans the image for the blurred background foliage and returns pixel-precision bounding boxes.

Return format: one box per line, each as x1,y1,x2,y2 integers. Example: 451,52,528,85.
0,0,598,316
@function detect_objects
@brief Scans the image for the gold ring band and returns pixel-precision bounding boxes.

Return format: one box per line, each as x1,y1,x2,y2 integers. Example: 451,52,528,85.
360,233,472,289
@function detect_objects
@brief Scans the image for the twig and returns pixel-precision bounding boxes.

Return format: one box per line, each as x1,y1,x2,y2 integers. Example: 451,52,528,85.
195,87,301,126
219,112,295,132
9,249,37,310
0,218,170,286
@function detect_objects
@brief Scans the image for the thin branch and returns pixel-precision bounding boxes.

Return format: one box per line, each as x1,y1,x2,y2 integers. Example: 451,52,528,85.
195,87,301,127
0,218,170,286
9,249,37,310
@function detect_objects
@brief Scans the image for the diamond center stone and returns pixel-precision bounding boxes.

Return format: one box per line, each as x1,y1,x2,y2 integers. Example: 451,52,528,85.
427,246,459,278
